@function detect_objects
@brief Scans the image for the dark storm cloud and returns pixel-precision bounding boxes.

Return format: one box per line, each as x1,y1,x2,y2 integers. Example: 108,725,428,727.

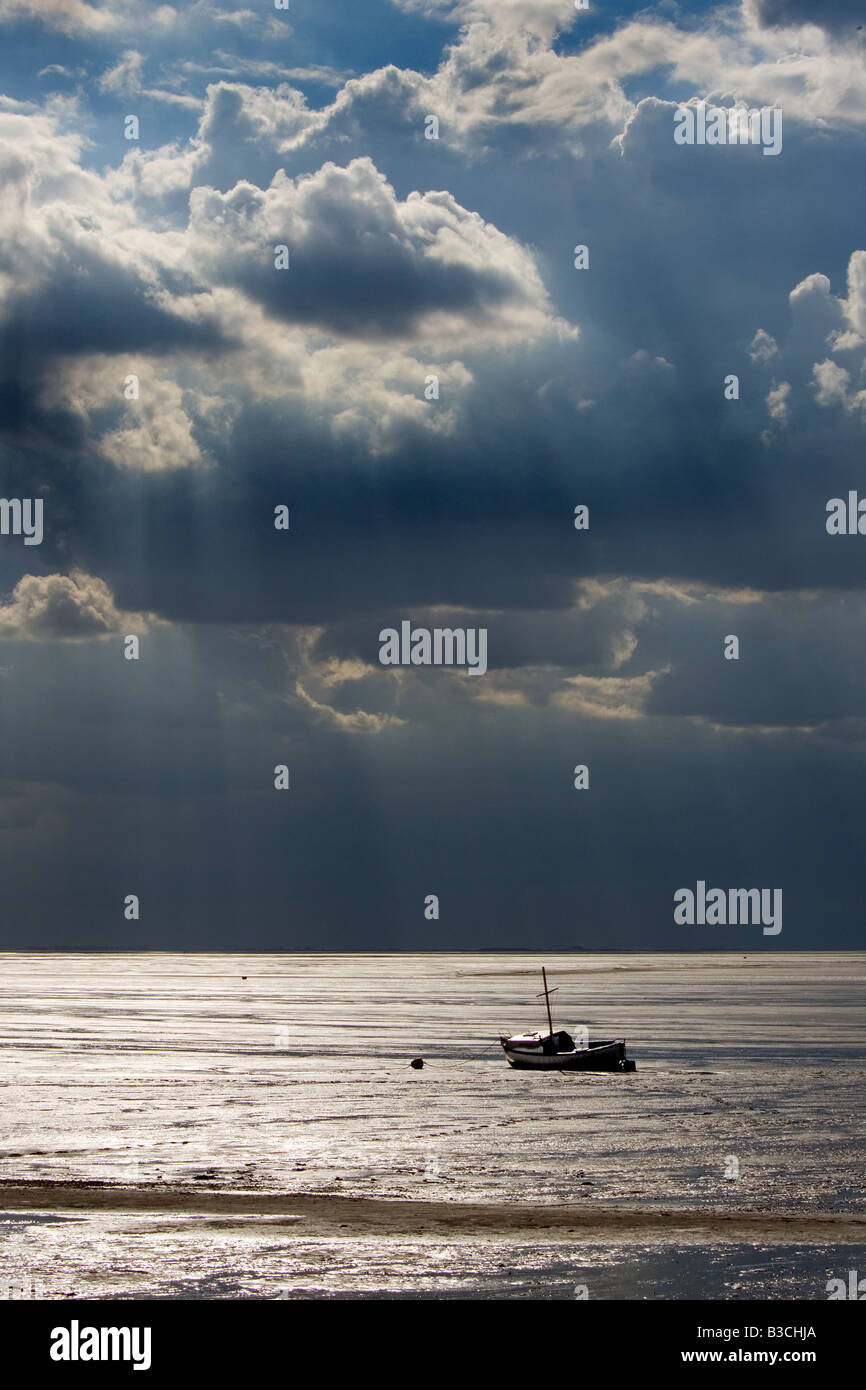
751,0,866,34
312,599,638,674
2,3,866,950
640,592,866,730
187,156,548,339
2,263,224,357
10,276,866,631
1,642,864,949
0,621,292,796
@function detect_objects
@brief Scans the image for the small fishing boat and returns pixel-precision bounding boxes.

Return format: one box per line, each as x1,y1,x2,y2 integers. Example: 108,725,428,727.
500,968,636,1072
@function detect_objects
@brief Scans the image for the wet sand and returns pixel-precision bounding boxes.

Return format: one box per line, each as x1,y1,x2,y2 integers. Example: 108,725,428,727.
2,1182,865,1245
2,953,864,1297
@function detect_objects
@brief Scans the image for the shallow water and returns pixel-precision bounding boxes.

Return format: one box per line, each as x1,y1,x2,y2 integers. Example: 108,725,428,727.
0,952,864,1298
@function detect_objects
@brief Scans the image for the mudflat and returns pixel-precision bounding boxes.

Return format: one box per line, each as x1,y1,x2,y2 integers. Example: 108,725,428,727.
2,1182,864,1244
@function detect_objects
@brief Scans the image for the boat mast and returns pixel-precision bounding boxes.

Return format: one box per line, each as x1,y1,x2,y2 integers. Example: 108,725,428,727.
541,967,554,1035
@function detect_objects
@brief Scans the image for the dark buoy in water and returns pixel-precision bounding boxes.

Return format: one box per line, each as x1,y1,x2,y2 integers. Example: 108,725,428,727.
410,1057,424,1069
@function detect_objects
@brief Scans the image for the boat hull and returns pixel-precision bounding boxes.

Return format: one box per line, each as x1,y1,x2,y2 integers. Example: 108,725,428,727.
501,1038,635,1072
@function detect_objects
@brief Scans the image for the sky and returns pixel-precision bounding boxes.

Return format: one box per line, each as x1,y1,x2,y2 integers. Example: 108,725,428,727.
0,0,865,950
